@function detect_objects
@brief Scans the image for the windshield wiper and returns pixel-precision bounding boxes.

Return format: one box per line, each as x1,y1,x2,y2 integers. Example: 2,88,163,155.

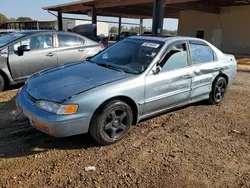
96,63,125,73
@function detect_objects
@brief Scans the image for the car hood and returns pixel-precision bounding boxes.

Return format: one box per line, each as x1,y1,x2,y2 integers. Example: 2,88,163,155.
26,62,130,102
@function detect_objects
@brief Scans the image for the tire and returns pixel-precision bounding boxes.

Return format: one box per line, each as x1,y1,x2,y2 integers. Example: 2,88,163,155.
89,100,133,145
208,77,227,105
0,74,5,92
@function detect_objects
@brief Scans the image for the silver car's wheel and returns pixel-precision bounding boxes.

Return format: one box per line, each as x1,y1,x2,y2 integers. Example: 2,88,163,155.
0,74,5,92
209,77,227,105
90,100,133,145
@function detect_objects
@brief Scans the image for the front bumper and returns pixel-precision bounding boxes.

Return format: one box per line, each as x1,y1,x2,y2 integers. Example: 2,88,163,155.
16,89,91,137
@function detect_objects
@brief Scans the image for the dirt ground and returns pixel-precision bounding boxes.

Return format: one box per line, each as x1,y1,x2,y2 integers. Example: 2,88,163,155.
1,72,250,188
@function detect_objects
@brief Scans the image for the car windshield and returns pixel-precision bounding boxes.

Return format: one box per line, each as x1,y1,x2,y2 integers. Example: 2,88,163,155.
0,33,26,47
91,38,164,74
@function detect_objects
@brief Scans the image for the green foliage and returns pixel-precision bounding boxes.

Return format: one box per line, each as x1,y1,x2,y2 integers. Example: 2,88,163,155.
16,17,32,22
128,26,139,33
110,26,118,33
0,13,32,24
162,29,177,36
0,13,8,24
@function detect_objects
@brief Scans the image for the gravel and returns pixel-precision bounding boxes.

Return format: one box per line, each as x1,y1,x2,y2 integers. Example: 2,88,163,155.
0,72,250,188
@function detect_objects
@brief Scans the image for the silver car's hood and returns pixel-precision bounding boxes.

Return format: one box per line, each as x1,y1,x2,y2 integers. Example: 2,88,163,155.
26,62,130,102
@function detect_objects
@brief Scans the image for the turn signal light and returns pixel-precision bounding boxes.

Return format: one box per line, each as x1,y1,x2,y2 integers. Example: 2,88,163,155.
33,121,49,132
60,104,79,115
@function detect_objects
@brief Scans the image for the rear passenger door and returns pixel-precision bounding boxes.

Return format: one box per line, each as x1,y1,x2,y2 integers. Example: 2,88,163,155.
189,41,220,99
56,33,87,65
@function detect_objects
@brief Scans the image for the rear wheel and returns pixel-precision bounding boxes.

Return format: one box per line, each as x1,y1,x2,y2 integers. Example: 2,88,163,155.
0,74,5,92
90,100,133,145
208,77,227,105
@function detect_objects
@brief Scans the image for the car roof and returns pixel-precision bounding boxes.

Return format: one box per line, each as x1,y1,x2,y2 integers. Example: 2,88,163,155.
129,35,206,43
16,30,53,35
16,30,76,35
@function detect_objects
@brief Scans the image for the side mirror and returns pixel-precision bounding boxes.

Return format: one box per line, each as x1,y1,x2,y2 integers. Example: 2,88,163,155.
152,65,161,75
18,45,30,52
86,56,93,61
17,45,30,56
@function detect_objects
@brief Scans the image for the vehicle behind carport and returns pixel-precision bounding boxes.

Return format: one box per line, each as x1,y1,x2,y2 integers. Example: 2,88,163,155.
0,30,103,91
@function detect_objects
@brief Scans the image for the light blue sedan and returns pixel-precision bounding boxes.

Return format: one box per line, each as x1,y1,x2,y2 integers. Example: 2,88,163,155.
16,36,237,145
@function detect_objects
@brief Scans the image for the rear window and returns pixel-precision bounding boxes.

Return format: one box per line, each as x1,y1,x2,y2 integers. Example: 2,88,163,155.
58,34,79,47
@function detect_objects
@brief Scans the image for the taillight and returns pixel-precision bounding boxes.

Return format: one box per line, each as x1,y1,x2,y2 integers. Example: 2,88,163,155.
101,45,106,49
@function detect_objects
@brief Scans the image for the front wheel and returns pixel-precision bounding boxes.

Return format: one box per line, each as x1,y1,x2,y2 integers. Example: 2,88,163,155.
0,74,5,92
89,100,133,145
208,77,227,105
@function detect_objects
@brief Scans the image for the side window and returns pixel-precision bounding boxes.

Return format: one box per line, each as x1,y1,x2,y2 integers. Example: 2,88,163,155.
58,34,79,47
10,34,53,52
78,37,85,45
190,43,214,65
160,43,188,72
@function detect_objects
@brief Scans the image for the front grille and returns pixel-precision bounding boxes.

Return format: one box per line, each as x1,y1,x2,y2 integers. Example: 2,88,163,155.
24,91,37,105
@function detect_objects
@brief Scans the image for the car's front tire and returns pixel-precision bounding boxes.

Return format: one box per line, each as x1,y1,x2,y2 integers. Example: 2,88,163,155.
90,100,133,145
0,74,5,92
208,77,227,105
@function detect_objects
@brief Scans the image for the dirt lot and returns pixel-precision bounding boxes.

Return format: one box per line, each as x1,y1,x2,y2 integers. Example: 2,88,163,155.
0,72,250,188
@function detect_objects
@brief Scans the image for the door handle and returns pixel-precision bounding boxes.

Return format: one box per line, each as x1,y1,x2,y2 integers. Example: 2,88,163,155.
194,68,201,74
46,52,55,57
182,74,192,78
78,48,86,52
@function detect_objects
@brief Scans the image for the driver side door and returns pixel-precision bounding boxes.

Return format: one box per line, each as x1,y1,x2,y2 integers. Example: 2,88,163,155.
8,33,58,81
143,41,193,116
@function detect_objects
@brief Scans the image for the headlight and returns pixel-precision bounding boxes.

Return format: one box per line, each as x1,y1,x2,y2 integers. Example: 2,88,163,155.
35,100,78,115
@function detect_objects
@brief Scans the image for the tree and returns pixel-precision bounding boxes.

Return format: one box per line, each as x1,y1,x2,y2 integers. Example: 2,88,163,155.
0,13,7,24
110,26,118,34
128,26,139,33
163,29,177,36
16,17,32,22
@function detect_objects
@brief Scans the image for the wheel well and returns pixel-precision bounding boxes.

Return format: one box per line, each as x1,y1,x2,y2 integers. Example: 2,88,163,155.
0,69,9,88
217,73,229,84
93,96,138,125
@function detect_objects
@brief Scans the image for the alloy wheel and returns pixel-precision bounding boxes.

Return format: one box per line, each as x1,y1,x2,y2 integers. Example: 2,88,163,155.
214,80,226,103
102,109,128,140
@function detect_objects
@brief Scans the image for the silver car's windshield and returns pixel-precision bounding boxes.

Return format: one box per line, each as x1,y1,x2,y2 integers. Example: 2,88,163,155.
0,33,26,47
91,38,164,74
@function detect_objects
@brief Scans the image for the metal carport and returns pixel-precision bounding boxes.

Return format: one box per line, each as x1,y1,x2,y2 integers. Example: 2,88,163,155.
43,0,250,36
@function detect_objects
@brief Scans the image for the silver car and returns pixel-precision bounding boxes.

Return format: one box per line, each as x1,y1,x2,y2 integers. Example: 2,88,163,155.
16,36,237,145
0,30,103,91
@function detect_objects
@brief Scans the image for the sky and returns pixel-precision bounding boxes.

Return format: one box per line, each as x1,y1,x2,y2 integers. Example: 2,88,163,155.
0,0,178,30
